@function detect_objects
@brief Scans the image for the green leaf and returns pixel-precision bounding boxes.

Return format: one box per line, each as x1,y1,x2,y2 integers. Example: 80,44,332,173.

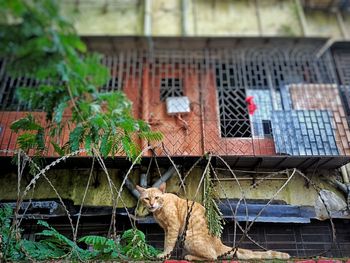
85,134,92,152
10,114,42,132
59,34,87,53
100,133,112,157
1,0,164,163
54,101,68,123
79,235,116,251
69,125,84,151
139,131,163,141
51,141,65,156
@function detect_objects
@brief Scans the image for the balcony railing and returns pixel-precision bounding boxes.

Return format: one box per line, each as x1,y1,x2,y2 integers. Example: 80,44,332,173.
1,38,350,167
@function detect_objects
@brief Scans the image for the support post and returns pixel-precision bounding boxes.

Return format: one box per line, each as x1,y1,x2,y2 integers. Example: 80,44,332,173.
182,0,189,36
152,166,178,188
144,0,152,36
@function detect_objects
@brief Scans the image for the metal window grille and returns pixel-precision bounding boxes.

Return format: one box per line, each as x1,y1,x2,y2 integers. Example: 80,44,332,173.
100,77,120,92
333,49,350,86
100,56,124,92
216,63,251,138
0,56,125,110
2,39,350,157
160,78,183,101
262,120,273,137
0,60,39,111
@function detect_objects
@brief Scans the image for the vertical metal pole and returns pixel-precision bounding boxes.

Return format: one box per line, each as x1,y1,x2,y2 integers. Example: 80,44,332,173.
294,0,308,36
144,0,152,36
182,0,189,36
140,173,148,188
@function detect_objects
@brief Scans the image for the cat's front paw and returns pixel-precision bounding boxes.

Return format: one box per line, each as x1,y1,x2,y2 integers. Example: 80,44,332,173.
270,251,290,260
157,252,170,259
279,252,290,259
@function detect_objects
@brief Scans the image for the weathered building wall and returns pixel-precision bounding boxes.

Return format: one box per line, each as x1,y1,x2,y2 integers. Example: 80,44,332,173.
61,0,143,35
61,0,350,38
213,171,342,206
305,10,342,37
259,0,302,36
0,167,345,208
193,0,259,36
152,0,182,35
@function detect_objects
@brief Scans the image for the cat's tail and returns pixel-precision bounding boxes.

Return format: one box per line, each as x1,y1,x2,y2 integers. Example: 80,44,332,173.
235,248,290,260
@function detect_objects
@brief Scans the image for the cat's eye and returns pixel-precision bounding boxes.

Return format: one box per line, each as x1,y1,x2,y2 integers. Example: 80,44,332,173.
155,196,159,200
144,197,149,201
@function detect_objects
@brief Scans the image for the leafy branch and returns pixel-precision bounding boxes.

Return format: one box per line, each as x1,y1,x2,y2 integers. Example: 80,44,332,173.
203,166,225,237
0,204,159,261
0,0,162,161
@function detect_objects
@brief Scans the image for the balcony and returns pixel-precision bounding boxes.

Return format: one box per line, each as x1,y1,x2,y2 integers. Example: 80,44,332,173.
1,37,350,169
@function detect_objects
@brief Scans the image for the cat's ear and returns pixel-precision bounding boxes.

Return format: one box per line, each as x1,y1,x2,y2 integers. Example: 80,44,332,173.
136,185,146,194
159,182,166,193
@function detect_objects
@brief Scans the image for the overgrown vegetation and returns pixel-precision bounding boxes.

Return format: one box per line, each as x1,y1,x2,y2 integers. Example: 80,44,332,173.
203,166,225,237
0,1,163,261
0,0,162,164
0,204,159,261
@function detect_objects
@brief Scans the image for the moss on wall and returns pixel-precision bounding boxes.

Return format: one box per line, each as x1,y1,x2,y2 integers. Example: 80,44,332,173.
61,0,143,35
305,10,342,37
59,0,346,38
0,169,137,207
212,171,345,206
0,166,345,210
259,0,301,36
343,13,350,38
193,0,259,36
152,0,182,36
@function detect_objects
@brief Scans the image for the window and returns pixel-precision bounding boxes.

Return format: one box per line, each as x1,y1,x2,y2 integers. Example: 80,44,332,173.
262,120,273,137
160,78,183,101
216,63,251,138
100,77,121,92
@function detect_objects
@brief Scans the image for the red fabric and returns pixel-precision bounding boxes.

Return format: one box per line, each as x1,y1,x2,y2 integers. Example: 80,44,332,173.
245,96,257,115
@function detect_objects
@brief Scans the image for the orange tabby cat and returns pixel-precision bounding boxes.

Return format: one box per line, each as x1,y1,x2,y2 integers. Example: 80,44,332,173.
136,183,290,261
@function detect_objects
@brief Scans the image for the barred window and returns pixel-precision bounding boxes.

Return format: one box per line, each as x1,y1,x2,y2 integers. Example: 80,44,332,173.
160,78,183,101
100,77,121,92
216,63,251,138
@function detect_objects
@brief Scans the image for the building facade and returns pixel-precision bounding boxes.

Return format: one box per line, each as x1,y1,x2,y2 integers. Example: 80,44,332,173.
1,0,350,258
